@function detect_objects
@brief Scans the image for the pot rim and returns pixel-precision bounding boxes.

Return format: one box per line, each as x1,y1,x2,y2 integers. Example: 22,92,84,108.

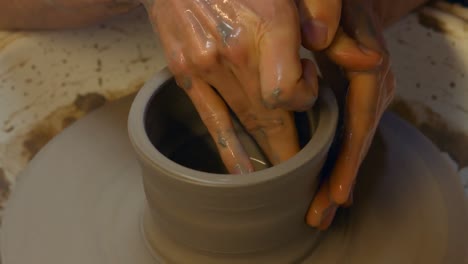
128,67,338,188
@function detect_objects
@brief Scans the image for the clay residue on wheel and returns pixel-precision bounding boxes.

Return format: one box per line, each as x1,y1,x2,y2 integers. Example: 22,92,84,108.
0,95,106,210
0,168,10,210
390,97,468,168
0,81,144,216
4,78,144,167
21,93,108,161
73,92,107,113
0,92,109,202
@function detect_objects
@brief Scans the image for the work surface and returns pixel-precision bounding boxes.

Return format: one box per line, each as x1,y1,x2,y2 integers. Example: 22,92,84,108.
0,3,467,218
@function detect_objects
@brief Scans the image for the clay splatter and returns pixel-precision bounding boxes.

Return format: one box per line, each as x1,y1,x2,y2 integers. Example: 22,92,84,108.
74,93,107,112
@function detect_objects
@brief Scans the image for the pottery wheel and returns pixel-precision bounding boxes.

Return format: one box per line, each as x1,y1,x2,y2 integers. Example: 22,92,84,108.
2,95,467,264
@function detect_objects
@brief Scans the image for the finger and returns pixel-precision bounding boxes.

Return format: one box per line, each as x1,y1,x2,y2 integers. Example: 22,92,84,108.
199,67,281,166
297,0,341,50
223,47,301,165
306,180,336,227
220,65,300,165
246,110,299,165
329,72,383,204
259,24,318,111
176,11,251,174
180,6,219,73
327,3,391,204
326,28,383,71
149,2,192,77
180,77,254,174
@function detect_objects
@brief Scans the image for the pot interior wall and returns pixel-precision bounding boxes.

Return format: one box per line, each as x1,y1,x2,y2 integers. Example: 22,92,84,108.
144,78,314,174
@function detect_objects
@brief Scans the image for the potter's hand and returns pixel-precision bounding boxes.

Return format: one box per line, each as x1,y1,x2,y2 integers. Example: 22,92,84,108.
299,1,395,229
142,0,319,173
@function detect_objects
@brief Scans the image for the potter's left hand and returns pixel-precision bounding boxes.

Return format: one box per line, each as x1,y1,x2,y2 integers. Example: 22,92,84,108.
298,0,395,230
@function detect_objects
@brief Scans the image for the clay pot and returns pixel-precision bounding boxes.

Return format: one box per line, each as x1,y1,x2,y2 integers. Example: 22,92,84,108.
128,68,338,263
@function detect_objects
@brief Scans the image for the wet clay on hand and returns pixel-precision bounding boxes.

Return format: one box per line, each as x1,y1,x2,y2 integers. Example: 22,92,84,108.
142,0,320,174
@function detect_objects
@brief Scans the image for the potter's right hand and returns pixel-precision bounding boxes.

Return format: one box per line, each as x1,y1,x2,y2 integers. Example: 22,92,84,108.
298,1,395,230
142,0,319,173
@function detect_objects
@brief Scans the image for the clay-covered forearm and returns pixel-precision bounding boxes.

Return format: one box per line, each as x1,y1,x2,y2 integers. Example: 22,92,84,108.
374,0,431,28
0,0,140,29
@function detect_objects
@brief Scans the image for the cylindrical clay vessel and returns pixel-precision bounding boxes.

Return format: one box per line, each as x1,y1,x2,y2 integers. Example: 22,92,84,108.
128,68,338,263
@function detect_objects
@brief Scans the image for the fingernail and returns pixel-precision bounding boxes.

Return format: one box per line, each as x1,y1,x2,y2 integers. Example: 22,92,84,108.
321,204,335,221
332,181,355,205
302,19,328,49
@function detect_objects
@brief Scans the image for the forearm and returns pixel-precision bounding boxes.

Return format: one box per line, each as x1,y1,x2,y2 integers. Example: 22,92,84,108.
375,0,432,28
0,0,140,29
